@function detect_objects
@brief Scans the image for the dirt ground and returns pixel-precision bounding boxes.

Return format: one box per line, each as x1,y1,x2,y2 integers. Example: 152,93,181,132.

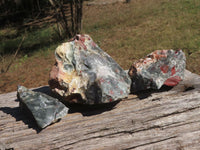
0,52,55,94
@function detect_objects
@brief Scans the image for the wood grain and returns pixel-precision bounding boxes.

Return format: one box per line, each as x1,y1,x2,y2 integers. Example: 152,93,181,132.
0,70,200,150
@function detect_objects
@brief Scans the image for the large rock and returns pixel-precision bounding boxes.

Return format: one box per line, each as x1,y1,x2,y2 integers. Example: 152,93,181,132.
17,86,69,129
49,34,131,104
128,50,186,93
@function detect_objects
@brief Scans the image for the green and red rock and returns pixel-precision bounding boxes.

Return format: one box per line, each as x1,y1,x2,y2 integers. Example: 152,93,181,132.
128,50,186,93
49,34,131,104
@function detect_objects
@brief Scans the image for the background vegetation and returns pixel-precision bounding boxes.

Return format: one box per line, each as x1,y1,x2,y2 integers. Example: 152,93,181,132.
0,0,200,93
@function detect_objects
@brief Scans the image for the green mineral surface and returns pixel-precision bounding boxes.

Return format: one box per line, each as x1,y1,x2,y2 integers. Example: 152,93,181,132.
17,86,69,129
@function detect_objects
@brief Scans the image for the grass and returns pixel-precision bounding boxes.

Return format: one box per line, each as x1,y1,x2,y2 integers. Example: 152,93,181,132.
0,0,200,93
82,0,200,70
0,24,61,55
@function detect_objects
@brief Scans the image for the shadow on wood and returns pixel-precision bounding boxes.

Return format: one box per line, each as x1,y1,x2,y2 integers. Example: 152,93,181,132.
33,85,121,116
0,106,42,133
134,85,173,100
0,86,120,132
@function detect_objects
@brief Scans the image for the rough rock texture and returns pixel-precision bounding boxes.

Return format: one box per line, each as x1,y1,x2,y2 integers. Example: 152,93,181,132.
49,34,131,104
128,50,186,93
17,86,69,128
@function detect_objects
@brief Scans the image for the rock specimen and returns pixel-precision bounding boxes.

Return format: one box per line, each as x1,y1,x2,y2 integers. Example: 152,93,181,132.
128,50,186,93
49,34,131,104
17,86,69,129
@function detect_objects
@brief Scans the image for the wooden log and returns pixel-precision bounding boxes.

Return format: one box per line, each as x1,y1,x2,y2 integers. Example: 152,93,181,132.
0,70,200,150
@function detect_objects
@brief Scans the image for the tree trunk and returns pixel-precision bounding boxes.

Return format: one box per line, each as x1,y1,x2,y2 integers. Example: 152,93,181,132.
49,0,83,39
74,0,82,34
70,0,75,35
77,0,83,34
0,70,200,150
49,0,72,38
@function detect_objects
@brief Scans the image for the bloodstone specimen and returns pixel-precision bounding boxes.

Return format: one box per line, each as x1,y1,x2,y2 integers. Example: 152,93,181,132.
49,34,131,104
17,86,69,129
128,50,186,93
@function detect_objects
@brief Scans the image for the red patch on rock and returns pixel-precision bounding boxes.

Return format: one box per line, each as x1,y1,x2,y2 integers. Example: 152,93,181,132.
160,65,169,73
91,42,96,47
171,66,176,76
83,44,87,50
80,37,85,43
109,90,114,95
99,78,105,83
49,65,58,80
164,76,182,86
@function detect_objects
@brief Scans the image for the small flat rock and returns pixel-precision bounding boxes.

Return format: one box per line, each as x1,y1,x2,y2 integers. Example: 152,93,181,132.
49,34,131,104
128,49,186,93
17,86,69,129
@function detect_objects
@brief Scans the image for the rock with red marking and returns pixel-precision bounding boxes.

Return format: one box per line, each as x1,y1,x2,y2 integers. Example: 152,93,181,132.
49,34,131,104
128,50,186,93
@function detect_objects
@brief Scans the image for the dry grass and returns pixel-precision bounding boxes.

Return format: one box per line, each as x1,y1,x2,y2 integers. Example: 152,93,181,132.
82,0,200,71
0,50,55,93
0,0,200,93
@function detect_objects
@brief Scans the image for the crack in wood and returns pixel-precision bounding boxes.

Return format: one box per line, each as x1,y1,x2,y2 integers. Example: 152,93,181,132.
58,124,163,148
84,127,113,135
144,103,200,123
125,136,177,149
161,120,200,130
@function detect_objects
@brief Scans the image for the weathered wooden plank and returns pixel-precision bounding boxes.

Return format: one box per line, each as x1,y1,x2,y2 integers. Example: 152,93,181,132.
0,70,200,150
